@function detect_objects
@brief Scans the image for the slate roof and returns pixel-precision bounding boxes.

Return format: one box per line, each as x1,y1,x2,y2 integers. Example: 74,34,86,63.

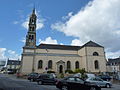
107,57,120,65
26,41,103,50
81,41,103,48
7,60,21,65
37,44,81,51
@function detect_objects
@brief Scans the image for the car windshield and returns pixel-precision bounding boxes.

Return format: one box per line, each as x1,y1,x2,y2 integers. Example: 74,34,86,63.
90,77,103,81
76,78,84,83
67,77,75,81
48,75,54,78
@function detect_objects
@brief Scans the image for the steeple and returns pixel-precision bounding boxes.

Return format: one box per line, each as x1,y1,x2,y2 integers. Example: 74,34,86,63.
32,8,35,14
25,8,37,48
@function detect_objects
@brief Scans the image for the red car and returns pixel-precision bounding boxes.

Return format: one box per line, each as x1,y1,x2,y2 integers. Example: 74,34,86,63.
56,76,101,90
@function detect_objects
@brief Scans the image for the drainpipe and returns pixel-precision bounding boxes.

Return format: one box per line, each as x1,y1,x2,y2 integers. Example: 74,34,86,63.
32,48,36,72
85,47,88,72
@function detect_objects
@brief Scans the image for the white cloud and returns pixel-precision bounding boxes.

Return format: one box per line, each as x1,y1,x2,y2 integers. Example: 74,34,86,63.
60,43,64,45
22,19,29,29
22,10,44,30
7,50,21,60
0,48,7,61
38,37,58,44
51,0,120,58
106,50,120,59
71,39,83,46
13,21,19,24
0,48,20,61
20,37,26,43
62,12,73,20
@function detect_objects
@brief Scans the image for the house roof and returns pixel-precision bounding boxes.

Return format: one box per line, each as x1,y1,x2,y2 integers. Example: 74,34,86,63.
81,41,103,48
108,58,120,63
7,60,21,65
37,44,81,51
107,57,120,65
24,41,103,50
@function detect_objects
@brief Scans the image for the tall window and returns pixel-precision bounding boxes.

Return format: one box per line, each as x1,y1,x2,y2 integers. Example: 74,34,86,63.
75,61,79,69
48,60,52,69
94,60,99,69
93,52,99,56
38,60,43,69
67,61,71,70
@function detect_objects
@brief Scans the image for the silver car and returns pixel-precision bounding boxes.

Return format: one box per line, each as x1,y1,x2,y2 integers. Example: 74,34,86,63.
86,77,112,88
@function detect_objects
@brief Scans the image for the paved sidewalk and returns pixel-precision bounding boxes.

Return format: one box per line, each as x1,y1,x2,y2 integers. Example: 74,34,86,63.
3,74,28,81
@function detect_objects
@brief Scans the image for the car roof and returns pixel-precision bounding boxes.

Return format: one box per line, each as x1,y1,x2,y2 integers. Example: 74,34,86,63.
40,73,53,76
64,76,83,79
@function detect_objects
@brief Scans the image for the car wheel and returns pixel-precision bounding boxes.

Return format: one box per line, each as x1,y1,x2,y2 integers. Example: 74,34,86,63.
61,85,68,90
37,81,42,85
90,87,96,90
106,84,111,88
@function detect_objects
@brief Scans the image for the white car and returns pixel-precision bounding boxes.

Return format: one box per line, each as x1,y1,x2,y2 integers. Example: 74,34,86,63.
86,77,112,88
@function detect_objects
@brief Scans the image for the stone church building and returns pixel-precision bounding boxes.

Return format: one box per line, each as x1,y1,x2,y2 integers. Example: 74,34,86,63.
20,9,107,74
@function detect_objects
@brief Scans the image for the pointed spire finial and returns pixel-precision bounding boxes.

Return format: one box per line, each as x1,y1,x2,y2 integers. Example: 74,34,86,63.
33,8,35,14
32,4,35,14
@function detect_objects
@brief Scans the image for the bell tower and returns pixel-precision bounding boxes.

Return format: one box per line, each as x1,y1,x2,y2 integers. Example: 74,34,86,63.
25,8,37,47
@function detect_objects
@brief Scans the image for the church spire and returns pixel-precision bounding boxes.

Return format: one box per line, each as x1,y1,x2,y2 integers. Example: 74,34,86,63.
32,7,35,14
25,8,37,48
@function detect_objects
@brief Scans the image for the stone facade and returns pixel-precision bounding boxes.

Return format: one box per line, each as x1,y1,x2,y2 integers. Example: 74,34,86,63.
20,42,107,74
20,9,107,74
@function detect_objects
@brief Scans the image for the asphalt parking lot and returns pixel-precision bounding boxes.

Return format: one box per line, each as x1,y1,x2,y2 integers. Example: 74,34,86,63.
0,73,120,90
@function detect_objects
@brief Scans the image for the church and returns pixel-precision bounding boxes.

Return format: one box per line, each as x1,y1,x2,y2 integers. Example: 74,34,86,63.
20,9,107,74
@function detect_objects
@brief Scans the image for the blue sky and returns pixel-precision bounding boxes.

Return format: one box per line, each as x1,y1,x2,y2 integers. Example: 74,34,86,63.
0,0,120,61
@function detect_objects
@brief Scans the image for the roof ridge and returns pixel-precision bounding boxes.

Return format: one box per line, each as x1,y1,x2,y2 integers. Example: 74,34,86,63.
82,40,103,48
37,43,81,50
39,43,80,47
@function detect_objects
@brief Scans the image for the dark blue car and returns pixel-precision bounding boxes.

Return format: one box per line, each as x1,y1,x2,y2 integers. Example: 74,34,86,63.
98,75,111,81
36,74,57,85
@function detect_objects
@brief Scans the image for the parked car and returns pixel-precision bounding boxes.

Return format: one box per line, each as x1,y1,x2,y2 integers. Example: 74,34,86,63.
86,73,95,78
98,75,111,81
7,70,14,74
56,76,101,90
73,73,81,78
86,77,112,88
27,72,39,82
36,73,57,85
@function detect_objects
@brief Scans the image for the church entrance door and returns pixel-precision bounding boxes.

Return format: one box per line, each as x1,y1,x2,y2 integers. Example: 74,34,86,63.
56,60,65,74
59,65,63,73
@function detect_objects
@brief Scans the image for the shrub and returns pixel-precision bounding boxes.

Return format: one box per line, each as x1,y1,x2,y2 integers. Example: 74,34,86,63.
65,70,74,74
47,70,55,73
60,73,64,78
74,68,87,80
74,68,86,74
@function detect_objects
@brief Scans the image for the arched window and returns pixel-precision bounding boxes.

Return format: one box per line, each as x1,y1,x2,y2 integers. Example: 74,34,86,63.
94,60,99,69
67,61,71,70
75,61,79,69
38,60,43,69
93,52,99,56
48,60,52,69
